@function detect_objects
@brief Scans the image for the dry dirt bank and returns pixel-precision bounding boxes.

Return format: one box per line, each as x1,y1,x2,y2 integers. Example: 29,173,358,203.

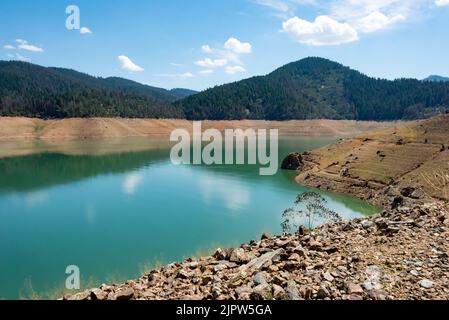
294,114,449,207
0,117,399,141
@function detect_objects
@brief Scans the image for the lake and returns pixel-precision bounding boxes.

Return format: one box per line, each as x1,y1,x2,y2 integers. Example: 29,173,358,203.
0,137,378,299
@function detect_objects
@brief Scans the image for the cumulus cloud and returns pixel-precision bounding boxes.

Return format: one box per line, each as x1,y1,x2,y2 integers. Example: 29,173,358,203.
224,37,252,54
435,0,449,6
15,53,31,62
355,11,406,33
3,44,15,49
225,65,246,74
80,27,92,34
194,37,252,74
282,15,358,46
201,44,213,53
195,58,228,68
7,53,31,62
261,0,426,46
118,55,144,72
16,39,44,52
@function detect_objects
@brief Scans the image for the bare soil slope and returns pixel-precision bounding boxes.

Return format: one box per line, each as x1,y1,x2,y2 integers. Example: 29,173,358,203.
296,114,449,206
0,117,399,140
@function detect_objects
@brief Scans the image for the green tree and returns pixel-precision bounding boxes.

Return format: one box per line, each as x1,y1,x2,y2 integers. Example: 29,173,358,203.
281,192,342,233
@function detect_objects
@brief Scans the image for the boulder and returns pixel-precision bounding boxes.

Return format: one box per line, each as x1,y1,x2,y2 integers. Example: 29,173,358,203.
272,284,285,300
229,248,251,264
345,282,364,295
213,248,228,260
285,281,301,300
419,279,434,289
253,272,268,286
250,283,272,300
281,153,304,170
114,288,135,300
90,288,108,301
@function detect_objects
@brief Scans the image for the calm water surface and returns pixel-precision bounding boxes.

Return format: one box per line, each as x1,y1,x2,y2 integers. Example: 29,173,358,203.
0,137,378,298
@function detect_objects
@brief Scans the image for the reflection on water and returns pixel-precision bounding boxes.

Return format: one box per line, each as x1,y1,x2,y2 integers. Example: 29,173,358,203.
0,137,378,299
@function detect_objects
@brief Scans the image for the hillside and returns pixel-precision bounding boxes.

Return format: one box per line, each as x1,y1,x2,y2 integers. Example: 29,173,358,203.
0,61,192,118
294,114,449,208
423,75,449,82
2,58,449,121
0,117,398,145
178,57,449,121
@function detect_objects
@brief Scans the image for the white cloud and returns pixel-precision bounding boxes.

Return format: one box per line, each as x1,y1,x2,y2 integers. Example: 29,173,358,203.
330,0,417,21
118,55,144,72
7,53,31,62
225,65,246,74
154,72,195,79
195,58,228,68
355,11,406,33
80,27,92,34
282,15,359,46
170,62,184,67
15,39,44,52
435,0,449,6
257,0,425,46
122,173,143,195
201,44,213,53
224,37,252,54
3,44,15,49
15,53,31,62
194,38,252,73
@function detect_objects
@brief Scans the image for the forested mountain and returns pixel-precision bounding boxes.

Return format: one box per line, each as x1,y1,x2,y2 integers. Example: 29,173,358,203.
0,61,192,118
1,58,449,120
178,57,449,121
423,75,449,82
170,88,198,99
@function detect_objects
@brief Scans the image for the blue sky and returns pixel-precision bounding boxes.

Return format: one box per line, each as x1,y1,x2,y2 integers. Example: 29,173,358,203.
1,0,449,91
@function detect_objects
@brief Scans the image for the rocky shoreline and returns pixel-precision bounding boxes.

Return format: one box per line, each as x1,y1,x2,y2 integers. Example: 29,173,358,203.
66,198,449,300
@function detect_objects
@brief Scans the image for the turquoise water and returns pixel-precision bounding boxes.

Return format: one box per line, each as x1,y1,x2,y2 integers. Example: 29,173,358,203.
0,137,378,299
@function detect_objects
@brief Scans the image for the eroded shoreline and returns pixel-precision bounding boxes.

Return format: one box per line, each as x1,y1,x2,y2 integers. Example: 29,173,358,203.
0,117,400,141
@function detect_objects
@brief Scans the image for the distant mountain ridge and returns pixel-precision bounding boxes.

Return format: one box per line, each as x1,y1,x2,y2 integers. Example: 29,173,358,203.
177,57,449,121
1,58,449,120
423,75,449,82
0,61,195,118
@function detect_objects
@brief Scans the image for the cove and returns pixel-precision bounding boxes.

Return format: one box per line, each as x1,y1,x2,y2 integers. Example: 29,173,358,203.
0,137,378,299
